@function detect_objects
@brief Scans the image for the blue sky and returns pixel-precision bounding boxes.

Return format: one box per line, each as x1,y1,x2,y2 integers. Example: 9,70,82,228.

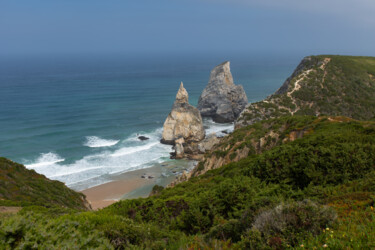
1,0,374,56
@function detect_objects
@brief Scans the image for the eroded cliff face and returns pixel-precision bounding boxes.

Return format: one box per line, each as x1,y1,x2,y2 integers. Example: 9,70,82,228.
198,61,248,123
191,126,281,178
168,116,324,187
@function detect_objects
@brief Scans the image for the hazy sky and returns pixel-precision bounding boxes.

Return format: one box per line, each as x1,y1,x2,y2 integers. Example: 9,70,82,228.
1,0,374,56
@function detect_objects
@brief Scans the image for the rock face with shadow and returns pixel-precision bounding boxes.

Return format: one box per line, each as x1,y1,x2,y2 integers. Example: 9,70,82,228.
198,61,248,123
161,82,205,153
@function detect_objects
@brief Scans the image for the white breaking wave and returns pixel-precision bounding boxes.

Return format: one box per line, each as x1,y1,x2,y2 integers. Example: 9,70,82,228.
24,121,233,191
204,118,234,137
24,128,172,190
110,142,160,157
26,152,65,168
84,136,119,148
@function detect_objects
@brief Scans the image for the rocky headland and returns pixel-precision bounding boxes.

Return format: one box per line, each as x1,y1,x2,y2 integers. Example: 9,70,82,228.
161,82,206,159
173,55,375,185
3,56,375,249
198,61,248,123
236,55,375,128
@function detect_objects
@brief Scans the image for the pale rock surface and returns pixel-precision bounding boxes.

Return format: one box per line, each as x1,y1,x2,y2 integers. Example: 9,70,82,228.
197,134,220,153
198,61,248,123
174,137,185,159
161,82,205,145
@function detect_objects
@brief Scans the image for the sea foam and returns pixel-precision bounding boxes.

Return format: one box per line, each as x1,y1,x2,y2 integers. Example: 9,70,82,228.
25,128,172,190
24,121,232,191
84,136,119,148
204,118,234,137
26,152,65,168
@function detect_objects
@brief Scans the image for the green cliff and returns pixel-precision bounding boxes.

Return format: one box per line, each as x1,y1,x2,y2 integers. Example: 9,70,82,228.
1,116,374,248
1,55,375,249
236,55,375,128
0,157,90,210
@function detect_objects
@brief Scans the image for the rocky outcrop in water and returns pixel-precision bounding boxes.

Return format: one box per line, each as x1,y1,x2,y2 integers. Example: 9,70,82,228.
138,136,149,141
198,61,248,123
161,82,205,148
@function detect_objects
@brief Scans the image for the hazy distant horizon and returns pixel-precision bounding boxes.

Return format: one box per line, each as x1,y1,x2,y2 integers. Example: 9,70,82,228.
1,0,375,57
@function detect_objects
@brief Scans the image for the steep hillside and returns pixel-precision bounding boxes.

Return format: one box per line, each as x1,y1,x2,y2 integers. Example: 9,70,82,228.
0,157,90,210
101,116,375,248
1,116,375,249
236,55,375,128
173,116,356,184
2,56,375,248
185,116,318,180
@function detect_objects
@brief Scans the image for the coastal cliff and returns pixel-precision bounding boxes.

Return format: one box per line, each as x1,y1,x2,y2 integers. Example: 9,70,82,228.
178,55,375,182
161,82,205,158
3,55,375,249
198,61,248,123
236,55,375,128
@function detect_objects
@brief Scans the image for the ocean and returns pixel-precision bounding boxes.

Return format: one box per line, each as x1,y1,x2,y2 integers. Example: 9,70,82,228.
0,53,300,190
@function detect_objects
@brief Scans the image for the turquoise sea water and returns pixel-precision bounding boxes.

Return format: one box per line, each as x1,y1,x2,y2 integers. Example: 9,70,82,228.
0,53,300,190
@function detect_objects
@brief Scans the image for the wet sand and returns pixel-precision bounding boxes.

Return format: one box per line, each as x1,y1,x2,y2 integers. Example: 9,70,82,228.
82,160,195,210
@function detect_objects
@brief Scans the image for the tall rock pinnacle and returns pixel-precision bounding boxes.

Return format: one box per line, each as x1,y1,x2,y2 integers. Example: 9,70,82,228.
198,61,248,123
175,82,189,104
161,82,205,146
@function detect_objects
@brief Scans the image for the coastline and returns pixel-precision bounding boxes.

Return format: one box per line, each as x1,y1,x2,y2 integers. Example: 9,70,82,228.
82,160,196,210
80,119,234,210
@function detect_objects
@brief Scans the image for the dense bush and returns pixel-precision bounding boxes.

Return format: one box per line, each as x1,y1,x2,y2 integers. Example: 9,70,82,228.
252,200,337,245
0,157,89,210
0,211,112,249
242,120,375,189
1,116,375,248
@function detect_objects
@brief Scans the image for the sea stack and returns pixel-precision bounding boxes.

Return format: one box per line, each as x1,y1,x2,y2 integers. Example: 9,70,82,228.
161,82,205,148
198,61,248,123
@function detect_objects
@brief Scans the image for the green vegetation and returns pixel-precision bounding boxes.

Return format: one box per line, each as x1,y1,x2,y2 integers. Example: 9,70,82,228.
1,116,375,249
0,157,89,210
192,115,317,175
2,56,375,248
238,55,375,127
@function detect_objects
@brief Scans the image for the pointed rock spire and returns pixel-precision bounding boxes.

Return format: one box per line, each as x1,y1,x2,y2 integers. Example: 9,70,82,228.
175,82,189,104
161,82,205,146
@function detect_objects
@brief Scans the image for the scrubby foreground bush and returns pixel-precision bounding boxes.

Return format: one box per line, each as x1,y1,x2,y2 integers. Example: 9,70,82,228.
251,200,337,246
1,116,375,249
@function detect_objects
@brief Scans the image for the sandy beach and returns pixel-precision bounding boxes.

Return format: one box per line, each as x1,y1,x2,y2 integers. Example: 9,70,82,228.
82,160,195,210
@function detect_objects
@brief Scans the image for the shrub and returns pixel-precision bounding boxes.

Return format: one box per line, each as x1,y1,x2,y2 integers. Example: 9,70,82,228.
149,185,164,196
206,219,243,242
252,200,337,246
234,229,264,249
0,211,112,249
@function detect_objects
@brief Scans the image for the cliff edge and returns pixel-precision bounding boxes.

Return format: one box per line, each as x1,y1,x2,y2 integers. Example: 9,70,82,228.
236,55,375,128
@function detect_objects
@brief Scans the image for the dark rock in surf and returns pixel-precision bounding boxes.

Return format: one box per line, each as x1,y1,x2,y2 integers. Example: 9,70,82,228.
138,136,149,141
